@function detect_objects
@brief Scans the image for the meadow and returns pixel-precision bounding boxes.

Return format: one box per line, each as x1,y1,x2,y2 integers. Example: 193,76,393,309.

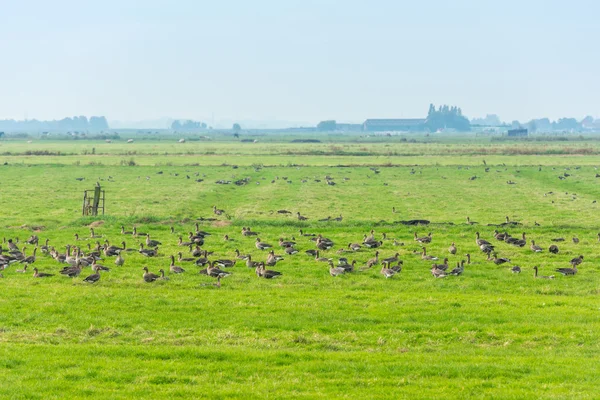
1,135,599,399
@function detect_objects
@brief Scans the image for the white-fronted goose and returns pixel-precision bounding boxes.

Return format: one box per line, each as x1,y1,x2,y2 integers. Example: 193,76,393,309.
490,252,510,265
169,255,185,273
315,251,331,263
214,258,235,268
242,227,259,236
348,243,362,251
260,262,282,279
213,205,225,215
89,228,102,239
572,236,579,244
556,264,578,275
475,232,491,247
284,246,298,255
279,238,296,247
533,266,554,279
329,261,346,277
83,266,101,283
421,247,438,261
33,267,54,278
159,269,170,280
145,234,162,247
255,238,273,250
139,244,158,257
430,266,446,278
60,261,82,278
143,267,160,282
296,212,308,221
432,258,449,271
366,251,380,267
570,255,584,266
178,236,193,247
121,226,132,235
133,227,148,237
178,252,195,262
530,240,543,252
448,242,457,255
466,216,477,225
449,261,464,276
414,232,432,244
246,255,259,268
380,262,396,278
206,261,231,278
299,229,316,237
382,253,400,264
19,248,37,264
115,253,125,267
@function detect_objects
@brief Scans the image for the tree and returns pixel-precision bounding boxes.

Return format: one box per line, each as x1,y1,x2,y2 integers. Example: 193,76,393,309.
527,120,537,133
317,120,336,131
0,131,4,140
233,123,241,133
171,120,181,130
233,133,240,138
425,104,470,131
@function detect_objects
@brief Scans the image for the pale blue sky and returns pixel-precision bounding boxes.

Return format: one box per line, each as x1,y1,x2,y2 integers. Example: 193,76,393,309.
1,0,598,126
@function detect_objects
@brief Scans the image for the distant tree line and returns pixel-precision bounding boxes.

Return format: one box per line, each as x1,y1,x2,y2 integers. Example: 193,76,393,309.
171,120,208,130
0,116,109,132
426,104,471,131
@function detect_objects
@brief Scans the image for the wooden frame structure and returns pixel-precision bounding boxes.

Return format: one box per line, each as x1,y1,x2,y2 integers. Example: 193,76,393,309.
82,185,105,216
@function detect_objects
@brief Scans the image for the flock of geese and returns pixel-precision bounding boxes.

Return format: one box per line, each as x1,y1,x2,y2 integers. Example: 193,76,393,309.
1,213,596,285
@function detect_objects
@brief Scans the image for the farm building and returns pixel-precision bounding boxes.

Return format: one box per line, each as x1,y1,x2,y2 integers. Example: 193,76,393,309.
363,119,426,132
507,128,528,137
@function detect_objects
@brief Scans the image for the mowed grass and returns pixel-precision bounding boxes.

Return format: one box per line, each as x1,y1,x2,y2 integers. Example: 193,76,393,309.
1,139,600,398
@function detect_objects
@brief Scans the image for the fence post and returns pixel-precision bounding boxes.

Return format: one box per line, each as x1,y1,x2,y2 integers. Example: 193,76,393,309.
92,185,101,216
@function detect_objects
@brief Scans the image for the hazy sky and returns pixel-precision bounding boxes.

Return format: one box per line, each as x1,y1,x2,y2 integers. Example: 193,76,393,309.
1,0,598,125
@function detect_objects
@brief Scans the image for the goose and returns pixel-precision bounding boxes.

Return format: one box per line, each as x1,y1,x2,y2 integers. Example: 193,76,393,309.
142,266,160,282
480,243,494,254
213,205,225,215
493,230,507,241
19,248,37,264
206,261,231,278
332,214,343,222
192,245,204,257
362,239,382,249
366,251,380,267
315,251,331,263
195,251,210,267
572,236,580,244
223,234,230,241
159,269,170,281
245,255,260,268
305,249,318,257
533,266,554,279
121,226,133,235
60,261,83,278
260,263,283,279
193,224,211,237
145,234,162,247
299,229,316,237
512,233,527,247
7,239,19,252
432,258,449,271
178,236,193,247
475,232,491,247
414,232,432,244
511,266,521,274
380,262,396,278
177,252,195,262
91,260,110,271
83,266,101,283
597,233,600,242
556,265,578,276
133,227,147,237
120,241,136,252
284,246,299,255
214,258,235,268
33,267,54,278
381,253,400,264
490,252,510,265
26,235,39,245
318,216,331,222
365,230,376,243
115,253,125,267
466,216,477,225
139,244,158,257
570,255,584,266
316,237,334,250
329,261,346,277
421,247,438,261
530,240,543,252
448,242,457,255
169,255,185,274
449,261,464,276
242,227,259,236
279,238,296,247
89,228,102,239
348,243,362,251
40,239,51,254
255,238,273,250
551,238,565,242
235,249,249,260
338,260,356,273
430,266,447,278
15,264,28,273
103,243,120,257
389,261,402,273
296,212,308,221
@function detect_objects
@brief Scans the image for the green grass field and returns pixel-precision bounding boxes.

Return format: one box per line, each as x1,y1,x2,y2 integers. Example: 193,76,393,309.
1,137,599,399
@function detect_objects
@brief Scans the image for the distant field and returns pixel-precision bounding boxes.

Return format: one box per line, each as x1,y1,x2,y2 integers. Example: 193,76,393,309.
1,137,599,398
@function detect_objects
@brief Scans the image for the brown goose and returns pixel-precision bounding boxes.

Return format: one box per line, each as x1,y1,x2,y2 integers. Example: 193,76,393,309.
284,246,299,255
214,258,236,268
115,253,125,267
245,255,259,268
213,205,225,215
475,232,491,247
490,252,510,265
421,247,438,261
305,249,318,257
448,242,457,255
145,234,162,247
91,260,110,272
570,255,584,266
133,227,147,237
511,266,521,274
556,265,577,276
381,253,400,264
348,242,362,251
89,228,102,239
255,238,273,250
530,240,543,252
414,232,432,244
83,266,101,284
143,266,160,282
432,258,449,271
178,252,196,262
206,261,231,278
466,216,477,225
533,266,554,279
316,237,334,250
449,261,464,276
178,236,193,247
19,248,37,264
279,238,296,247
195,251,210,267
120,241,136,252
139,244,158,257
60,261,82,278
121,226,133,235
169,255,185,274
260,263,282,279
15,264,28,273
159,269,170,281
430,266,447,278
366,251,380,267
33,267,54,278
296,212,308,221
329,261,346,277
242,227,259,236
315,251,332,263
380,263,396,279
548,245,559,254
572,236,579,244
